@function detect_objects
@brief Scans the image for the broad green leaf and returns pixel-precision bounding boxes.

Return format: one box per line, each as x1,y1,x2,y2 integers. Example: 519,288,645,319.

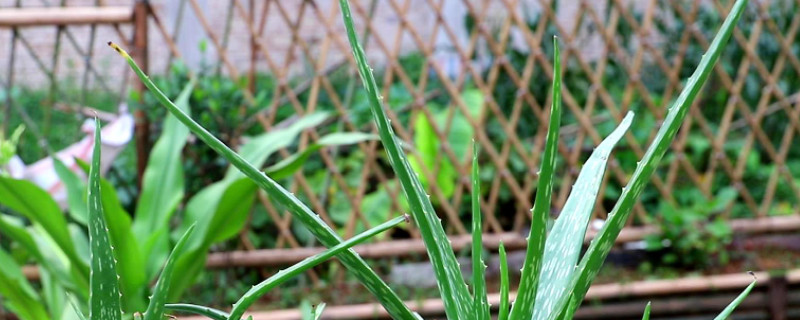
164,304,228,320
111,41,420,320
498,243,510,320
533,112,633,320
87,120,122,320
53,158,88,225
0,176,86,278
642,302,651,320
471,145,489,320
265,132,378,180
100,177,146,312
224,112,329,181
203,179,257,245
408,110,457,198
67,294,88,320
549,1,748,317
143,225,196,320
227,215,408,320
0,248,49,320
714,277,756,320
509,36,562,320
339,0,471,318
133,82,194,258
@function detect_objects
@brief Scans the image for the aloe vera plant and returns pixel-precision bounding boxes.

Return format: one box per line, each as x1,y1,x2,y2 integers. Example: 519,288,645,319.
334,0,756,318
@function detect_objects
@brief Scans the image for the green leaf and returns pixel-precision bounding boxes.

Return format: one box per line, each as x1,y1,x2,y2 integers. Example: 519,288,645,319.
53,158,88,225
226,215,408,320
87,119,122,320
533,112,633,320
509,36,562,320
549,1,748,318
471,145,489,320
0,176,86,278
338,0,471,318
714,277,756,319
264,132,377,180
202,179,257,246
99,177,146,312
0,248,50,320
0,214,81,298
641,302,651,320
164,304,229,320
143,225,196,320
133,82,194,258
498,243,509,320
313,303,326,320
225,112,329,181
111,43,418,319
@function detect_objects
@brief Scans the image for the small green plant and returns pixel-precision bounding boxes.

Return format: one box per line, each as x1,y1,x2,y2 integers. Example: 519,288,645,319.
646,188,736,267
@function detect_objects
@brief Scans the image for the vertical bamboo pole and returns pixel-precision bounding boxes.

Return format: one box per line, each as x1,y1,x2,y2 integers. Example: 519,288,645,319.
132,0,150,189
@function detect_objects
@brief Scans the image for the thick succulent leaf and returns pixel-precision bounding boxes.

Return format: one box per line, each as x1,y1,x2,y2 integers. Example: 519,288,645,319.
53,158,88,225
0,248,50,320
471,145,489,320
133,82,194,255
0,176,85,277
87,120,122,320
313,303,326,320
498,243,510,320
641,302,651,320
714,278,756,320
164,304,229,320
110,42,419,320
533,112,633,320
548,1,748,318
509,36,562,320
337,1,472,318
143,225,196,320
227,215,408,320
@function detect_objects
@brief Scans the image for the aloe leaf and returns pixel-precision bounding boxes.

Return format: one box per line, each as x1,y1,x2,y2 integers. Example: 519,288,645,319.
110,43,419,320
498,243,510,320
133,82,194,256
53,158,88,225
714,277,756,320
337,1,471,318
509,36,562,320
227,215,408,320
533,112,633,320
143,225,196,320
165,304,229,320
471,145,489,320
549,1,748,318
641,302,651,320
87,119,122,320
313,303,327,320
0,248,50,320
0,176,86,278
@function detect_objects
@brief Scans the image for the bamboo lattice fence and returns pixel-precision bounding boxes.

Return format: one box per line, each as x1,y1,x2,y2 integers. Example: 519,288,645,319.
2,0,800,282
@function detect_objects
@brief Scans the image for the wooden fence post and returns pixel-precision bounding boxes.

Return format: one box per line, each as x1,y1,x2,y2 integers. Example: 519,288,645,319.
768,273,788,320
132,0,149,190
